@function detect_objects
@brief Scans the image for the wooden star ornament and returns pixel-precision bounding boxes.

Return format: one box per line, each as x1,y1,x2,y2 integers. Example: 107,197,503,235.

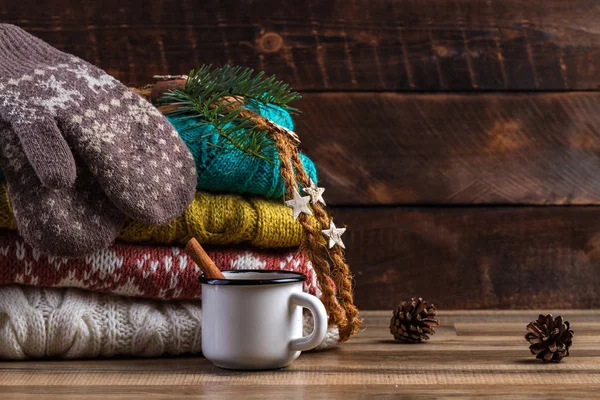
285,188,313,220
322,220,346,249
303,179,326,206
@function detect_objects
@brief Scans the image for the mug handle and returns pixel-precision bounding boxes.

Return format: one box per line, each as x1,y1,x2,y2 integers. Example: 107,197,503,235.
289,292,328,352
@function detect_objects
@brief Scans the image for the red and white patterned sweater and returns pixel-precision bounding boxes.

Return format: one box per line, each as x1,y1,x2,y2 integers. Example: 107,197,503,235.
0,230,320,299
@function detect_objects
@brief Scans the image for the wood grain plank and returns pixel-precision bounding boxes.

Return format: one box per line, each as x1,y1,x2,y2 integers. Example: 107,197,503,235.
3,385,600,400
2,356,600,385
296,92,600,205
454,323,600,336
334,207,600,309
363,310,600,325
1,311,599,398
0,311,599,396
3,0,600,90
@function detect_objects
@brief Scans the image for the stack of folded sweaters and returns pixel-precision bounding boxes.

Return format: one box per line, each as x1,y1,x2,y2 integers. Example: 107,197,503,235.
0,24,336,360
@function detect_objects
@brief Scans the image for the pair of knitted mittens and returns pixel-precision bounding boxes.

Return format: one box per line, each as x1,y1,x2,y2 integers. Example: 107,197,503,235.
0,25,196,256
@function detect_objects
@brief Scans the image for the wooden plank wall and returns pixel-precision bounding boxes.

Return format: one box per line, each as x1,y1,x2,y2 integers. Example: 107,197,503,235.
4,0,600,309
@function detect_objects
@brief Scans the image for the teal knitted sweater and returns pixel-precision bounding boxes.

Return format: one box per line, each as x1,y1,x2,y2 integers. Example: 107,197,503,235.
0,105,318,199
169,104,317,198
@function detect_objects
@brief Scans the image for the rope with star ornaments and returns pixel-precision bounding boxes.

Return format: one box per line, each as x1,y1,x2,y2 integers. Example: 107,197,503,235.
274,130,360,341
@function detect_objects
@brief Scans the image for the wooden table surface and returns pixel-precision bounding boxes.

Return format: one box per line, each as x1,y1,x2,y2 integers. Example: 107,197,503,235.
1,310,599,399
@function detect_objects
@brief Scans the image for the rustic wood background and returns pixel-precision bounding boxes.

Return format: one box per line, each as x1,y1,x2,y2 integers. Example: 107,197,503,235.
5,0,600,309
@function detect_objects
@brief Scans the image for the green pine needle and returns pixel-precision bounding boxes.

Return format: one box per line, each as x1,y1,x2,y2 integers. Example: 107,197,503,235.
159,65,301,162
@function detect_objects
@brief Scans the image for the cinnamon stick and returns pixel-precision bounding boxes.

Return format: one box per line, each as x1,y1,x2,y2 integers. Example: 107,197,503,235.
185,238,226,279
151,79,186,103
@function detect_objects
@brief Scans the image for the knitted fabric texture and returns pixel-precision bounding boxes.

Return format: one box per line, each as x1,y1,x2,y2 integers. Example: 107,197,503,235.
0,25,196,223
0,123,125,257
0,184,311,248
0,286,339,360
168,103,318,199
0,25,196,256
0,230,319,299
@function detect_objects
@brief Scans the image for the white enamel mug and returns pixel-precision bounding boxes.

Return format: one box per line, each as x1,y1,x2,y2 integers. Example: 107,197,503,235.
200,270,328,370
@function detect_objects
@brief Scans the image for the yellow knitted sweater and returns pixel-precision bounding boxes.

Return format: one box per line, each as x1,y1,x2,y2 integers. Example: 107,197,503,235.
0,185,309,248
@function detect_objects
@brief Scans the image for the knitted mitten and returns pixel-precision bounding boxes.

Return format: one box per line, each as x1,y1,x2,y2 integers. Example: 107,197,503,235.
0,229,320,300
169,102,318,198
0,286,339,359
0,24,196,225
0,123,125,256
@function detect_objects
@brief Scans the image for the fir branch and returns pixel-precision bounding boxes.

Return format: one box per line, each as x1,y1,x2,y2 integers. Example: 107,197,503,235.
183,65,301,112
159,65,301,162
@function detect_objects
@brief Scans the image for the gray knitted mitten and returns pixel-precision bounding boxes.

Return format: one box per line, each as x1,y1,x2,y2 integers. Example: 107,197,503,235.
0,24,196,226
0,122,125,256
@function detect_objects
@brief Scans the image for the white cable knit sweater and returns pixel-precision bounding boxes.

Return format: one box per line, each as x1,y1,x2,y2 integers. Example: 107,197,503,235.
0,286,338,360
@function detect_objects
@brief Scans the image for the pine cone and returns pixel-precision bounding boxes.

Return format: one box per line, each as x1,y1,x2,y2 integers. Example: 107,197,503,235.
390,297,440,343
525,314,573,362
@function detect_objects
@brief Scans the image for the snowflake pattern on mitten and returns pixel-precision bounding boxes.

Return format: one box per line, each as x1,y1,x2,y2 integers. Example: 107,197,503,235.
0,123,125,256
0,31,196,224
0,24,197,255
